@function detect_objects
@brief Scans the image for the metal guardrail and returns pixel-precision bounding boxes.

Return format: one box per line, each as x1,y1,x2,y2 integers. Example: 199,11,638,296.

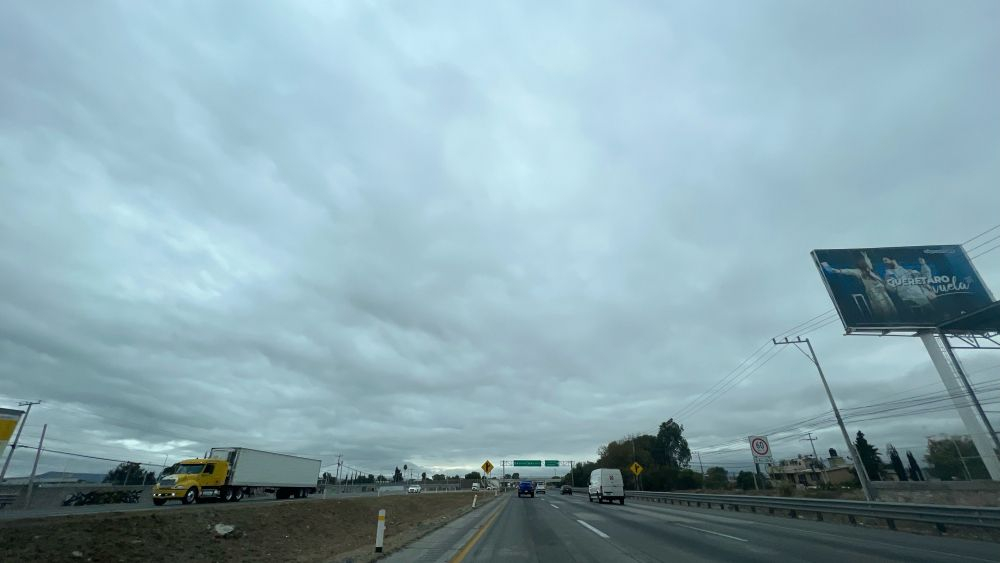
572,488,1000,531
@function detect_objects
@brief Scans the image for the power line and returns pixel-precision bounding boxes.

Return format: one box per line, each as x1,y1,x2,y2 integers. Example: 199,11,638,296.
971,242,1000,260
962,222,1000,246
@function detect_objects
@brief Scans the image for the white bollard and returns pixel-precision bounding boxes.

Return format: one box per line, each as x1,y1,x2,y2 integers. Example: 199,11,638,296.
374,509,386,553
472,494,477,508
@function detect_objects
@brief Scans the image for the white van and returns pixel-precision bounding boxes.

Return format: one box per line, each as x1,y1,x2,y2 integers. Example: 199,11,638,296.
588,468,625,505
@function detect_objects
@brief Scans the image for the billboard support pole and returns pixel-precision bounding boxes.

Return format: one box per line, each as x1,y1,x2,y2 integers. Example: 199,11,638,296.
940,332,1000,460
922,331,1000,480
773,337,876,501
0,400,39,481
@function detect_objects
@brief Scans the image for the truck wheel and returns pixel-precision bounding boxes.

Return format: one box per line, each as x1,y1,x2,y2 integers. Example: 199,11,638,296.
181,487,197,505
233,488,244,502
619,498,625,505
299,488,308,498
153,498,166,506
223,488,234,502
530,492,534,498
588,494,593,503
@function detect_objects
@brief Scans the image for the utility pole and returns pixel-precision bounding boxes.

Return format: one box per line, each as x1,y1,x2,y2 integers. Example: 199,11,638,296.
948,436,973,481
1,400,40,481
773,337,876,501
24,424,47,508
801,432,827,485
696,452,705,476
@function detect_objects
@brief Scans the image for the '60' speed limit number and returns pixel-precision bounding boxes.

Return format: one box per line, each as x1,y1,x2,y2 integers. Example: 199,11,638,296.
749,436,771,462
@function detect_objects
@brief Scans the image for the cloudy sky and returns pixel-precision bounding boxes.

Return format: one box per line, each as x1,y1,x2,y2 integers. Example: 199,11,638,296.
2,1,1000,481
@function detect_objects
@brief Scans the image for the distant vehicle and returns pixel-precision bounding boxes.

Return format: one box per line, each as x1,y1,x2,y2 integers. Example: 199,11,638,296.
517,481,535,498
561,485,572,495
152,447,320,506
588,468,625,505
471,482,481,491
407,484,422,494
535,482,547,494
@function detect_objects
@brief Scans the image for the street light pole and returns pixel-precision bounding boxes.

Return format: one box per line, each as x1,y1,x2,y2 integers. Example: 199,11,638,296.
773,337,876,501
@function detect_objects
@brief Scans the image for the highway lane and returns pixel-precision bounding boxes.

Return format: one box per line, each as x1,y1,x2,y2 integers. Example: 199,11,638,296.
405,491,1000,562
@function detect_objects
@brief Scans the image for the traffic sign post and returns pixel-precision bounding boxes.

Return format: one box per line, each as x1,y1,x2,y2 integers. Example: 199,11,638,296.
749,436,772,464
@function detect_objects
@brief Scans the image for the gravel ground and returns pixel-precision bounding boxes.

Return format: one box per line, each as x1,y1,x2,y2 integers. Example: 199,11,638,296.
0,492,486,562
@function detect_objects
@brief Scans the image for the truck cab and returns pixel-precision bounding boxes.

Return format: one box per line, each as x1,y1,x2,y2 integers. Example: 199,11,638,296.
152,457,233,505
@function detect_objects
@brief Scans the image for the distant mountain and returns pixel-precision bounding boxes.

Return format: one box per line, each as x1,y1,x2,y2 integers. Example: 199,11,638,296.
36,471,106,483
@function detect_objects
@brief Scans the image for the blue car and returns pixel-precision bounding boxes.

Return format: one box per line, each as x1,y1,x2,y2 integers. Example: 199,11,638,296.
517,480,535,498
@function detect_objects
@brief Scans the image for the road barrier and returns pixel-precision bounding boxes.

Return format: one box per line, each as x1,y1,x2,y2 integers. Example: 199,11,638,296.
571,488,1000,532
374,508,386,553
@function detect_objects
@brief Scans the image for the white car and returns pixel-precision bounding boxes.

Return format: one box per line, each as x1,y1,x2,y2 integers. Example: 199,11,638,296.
407,484,422,494
535,483,546,494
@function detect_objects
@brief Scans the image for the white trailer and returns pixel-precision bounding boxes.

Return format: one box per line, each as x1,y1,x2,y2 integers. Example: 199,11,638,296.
210,447,321,500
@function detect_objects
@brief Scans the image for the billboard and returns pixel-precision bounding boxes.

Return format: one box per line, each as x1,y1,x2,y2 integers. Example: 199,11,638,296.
0,408,24,457
812,245,994,331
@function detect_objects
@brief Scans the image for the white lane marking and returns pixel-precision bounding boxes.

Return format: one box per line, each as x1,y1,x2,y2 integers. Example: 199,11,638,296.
676,524,748,542
550,503,559,509
577,519,610,539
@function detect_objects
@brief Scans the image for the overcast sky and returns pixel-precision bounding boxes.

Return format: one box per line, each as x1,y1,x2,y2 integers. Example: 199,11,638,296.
2,1,1000,481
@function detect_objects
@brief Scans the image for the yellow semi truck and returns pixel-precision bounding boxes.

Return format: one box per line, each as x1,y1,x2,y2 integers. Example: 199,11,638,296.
152,447,321,506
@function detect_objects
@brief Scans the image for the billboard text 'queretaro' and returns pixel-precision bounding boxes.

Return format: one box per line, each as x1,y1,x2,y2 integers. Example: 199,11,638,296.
812,245,994,332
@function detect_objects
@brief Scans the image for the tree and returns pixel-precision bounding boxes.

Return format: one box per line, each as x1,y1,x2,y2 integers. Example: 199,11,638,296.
432,474,446,481
503,474,512,479
653,419,691,467
376,474,388,483
393,467,403,482
511,472,520,479
886,444,907,481
925,436,989,480
421,472,427,482
735,471,756,491
322,472,338,484
104,462,155,485
905,451,924,481
854,431,882,481
464,471,482,480
703,467,728,489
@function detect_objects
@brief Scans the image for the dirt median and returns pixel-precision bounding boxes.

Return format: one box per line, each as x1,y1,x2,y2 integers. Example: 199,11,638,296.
0,492,493,562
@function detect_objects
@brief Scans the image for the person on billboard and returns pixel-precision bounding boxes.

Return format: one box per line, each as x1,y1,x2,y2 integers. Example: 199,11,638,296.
917,257,938,302
882,256,935,316
821,252,897,320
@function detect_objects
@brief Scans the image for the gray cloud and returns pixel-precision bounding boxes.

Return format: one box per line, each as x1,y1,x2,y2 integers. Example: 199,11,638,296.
2,1,999,479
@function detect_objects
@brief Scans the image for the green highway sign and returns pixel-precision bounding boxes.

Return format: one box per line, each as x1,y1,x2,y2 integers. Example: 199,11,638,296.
513,460,541,467
544,460,559,467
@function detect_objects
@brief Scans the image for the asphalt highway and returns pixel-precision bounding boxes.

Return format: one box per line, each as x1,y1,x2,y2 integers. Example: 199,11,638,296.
388,491,1000,562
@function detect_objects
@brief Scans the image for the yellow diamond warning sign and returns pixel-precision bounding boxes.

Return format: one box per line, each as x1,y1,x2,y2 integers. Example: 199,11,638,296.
481,460,494,474
629,461,644,476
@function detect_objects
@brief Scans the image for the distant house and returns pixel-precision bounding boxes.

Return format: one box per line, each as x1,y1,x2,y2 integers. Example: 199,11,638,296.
768,454,854,486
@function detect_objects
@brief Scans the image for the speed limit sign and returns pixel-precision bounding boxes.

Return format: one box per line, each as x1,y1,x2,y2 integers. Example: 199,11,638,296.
749,435,772,463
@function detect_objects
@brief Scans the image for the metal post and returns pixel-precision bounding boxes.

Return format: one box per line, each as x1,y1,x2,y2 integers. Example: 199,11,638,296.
752,462,759,491
774,337,875,501
922,332,1000,480
949,437,973,481
24,424,47,508
697,452,705,476
941,332,1000,463
1,401,39,481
